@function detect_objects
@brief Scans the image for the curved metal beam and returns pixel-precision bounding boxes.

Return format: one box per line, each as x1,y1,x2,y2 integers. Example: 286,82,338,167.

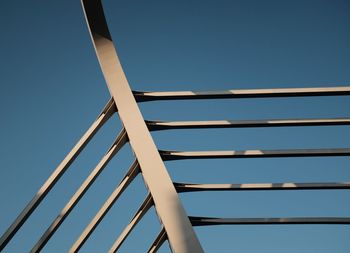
31,129,127,253
160,148,350,161
81,1,203,252
175,182,350,192
190,216,350,226
147,118,350,131
0,98,115,251
134,86,350,102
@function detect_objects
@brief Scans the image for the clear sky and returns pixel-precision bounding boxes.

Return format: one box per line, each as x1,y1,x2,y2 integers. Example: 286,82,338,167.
0,0,350,252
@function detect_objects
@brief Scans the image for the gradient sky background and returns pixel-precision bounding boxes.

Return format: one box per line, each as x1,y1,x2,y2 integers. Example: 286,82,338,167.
0,0,350,252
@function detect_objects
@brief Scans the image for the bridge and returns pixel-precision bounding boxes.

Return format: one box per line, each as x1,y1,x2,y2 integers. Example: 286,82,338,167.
1,0,350,252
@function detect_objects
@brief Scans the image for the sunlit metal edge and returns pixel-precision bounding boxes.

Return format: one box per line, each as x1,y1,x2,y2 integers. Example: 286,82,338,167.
134,86,350,102
0,99,115,251
108,193,153,253
190,216,350,226
175,182,350,192
147,118,350,131
147,227,167,253
30,129,128,253
160,148,350,161
69,160,140,253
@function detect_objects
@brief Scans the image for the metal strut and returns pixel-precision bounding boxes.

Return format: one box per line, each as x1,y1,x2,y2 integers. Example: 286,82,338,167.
108,193,153,253
0,99,115,251
147,227,167,253
190,216,350,226
160,148,350,161
146,118,350,131
2,0,350,251
31,128,128,253
69,160,140,253
174,182,350,192
134,86,350,102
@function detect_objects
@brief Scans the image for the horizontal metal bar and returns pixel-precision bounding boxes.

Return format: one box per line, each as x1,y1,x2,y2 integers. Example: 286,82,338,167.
108,193,153,253
134,86,350,102
190,216,350,226
69,160,140,253
160,148,350,161
31,129,128,253
146,118,350,131
0,99,116,251
175,182,350,192
147,227,167,253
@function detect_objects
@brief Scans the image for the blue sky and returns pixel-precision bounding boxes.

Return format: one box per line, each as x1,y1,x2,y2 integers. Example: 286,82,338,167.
0,0,350,252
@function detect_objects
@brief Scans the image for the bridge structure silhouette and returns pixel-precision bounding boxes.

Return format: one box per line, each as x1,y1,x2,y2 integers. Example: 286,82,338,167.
1,0,350,252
